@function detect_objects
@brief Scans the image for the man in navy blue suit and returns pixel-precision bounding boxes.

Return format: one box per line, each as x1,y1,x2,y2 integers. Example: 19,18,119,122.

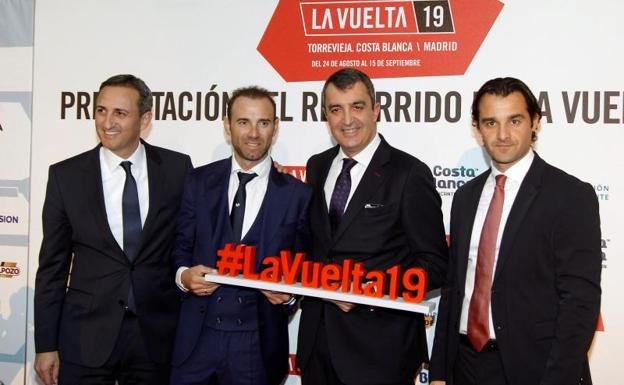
170,86,312,385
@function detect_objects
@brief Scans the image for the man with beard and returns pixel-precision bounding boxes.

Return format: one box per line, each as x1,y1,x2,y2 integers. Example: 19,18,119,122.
170,86,312,385
429,77,601,385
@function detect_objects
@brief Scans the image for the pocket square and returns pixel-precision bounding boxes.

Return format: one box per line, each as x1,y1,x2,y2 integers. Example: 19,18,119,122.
364,203,384,209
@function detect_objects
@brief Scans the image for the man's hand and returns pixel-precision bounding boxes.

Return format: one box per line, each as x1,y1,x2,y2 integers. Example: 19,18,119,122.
326,299,356,312
35,351,59,385
430,382,446,385
181,265,220,296
261,290,293,305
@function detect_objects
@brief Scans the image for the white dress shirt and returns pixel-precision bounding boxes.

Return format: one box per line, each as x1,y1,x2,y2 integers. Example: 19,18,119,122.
459,149,534,338
323,134,381,211
228,155,271,239
99,143,149,251
175,154,271,291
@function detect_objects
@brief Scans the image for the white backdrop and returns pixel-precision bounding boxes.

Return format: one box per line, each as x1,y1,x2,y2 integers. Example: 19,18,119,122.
0,1,621,384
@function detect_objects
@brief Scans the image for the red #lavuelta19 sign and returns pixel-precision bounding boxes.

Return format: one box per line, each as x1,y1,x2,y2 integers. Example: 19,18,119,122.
258,0,504,81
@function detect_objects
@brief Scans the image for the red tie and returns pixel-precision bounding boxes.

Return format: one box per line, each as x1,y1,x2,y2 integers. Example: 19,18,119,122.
468,174,506,351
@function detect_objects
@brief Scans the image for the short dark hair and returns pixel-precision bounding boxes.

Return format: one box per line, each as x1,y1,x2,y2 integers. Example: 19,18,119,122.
99,74,152,115
471,77,541,123
227,86,276,120
322,68,376,108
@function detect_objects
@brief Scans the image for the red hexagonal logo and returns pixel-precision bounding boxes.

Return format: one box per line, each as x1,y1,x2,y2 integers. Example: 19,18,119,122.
258,0,504,81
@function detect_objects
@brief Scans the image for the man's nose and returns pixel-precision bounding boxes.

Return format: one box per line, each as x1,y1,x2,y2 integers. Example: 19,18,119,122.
343,109,353,126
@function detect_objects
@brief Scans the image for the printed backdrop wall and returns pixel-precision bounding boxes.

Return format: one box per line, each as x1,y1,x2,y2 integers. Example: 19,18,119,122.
0,1,621,384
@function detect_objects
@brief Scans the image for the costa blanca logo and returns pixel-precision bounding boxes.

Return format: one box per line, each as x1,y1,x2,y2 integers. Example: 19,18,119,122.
0,262,21,278
258,0,503,81
433,165,478,196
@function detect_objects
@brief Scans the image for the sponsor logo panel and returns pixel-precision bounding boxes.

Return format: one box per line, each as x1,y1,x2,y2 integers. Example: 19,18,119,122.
0,261,20,278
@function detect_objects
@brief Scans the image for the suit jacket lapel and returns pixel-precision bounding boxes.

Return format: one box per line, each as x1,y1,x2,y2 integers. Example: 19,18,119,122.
138,142,164,255
256,166,291,269
312,147,338,248
332,138,391,243
456,171,489,290
81,145,126,261
493,154,544,282
213,159,234,247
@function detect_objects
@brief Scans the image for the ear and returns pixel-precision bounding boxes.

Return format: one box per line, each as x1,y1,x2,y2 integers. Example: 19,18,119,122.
271,118,280,145
471,120,484,146
140,110,153,131
223,116,232,143
531,114,542,136
373,102,381,121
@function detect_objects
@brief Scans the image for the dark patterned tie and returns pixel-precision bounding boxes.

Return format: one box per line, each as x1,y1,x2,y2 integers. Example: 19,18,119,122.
120,161,142,312
230,172,258,242
468,174,506,351
328,158,357,233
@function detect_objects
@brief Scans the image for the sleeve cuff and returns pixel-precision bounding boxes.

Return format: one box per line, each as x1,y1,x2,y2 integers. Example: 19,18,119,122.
175,266,189,292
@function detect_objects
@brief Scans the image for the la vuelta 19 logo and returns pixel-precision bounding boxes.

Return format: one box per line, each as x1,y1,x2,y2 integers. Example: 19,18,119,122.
258,0,503,81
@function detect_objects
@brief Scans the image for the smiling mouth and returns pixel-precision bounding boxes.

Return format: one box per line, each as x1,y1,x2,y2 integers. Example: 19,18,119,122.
495,141,514,147
341,126,359,134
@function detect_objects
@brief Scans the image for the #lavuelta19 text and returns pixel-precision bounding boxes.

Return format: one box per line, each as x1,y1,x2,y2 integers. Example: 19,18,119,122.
215,243,427,303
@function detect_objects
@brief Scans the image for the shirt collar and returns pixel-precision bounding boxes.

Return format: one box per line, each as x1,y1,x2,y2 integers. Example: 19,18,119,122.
336,133,381,168
491,148,534,184
230,154,272,179
100,142,146,174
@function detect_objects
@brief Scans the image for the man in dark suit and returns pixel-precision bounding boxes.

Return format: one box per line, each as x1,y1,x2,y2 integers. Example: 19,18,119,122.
169,86,312,385
33,74,192,385
296,68,448,385
429,77,601,385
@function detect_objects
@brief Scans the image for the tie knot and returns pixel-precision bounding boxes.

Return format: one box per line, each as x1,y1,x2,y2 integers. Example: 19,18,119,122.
341,158,357,173
495,174,506,188
237,172,257,187
120,161,132,174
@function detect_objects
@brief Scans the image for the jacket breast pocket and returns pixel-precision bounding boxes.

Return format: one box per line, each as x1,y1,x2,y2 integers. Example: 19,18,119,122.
363,203,396,217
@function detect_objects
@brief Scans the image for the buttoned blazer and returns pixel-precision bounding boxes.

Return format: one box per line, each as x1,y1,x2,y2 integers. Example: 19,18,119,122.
296,136,448,385
430,154,601,385
171,157,312,385
34,141,192,367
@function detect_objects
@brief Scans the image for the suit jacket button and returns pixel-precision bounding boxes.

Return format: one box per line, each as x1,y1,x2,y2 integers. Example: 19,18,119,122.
237,319,243,326
217,296,222,303
130,265,135,271
237,296,243,304
496,325,503,331
216,317,222,324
